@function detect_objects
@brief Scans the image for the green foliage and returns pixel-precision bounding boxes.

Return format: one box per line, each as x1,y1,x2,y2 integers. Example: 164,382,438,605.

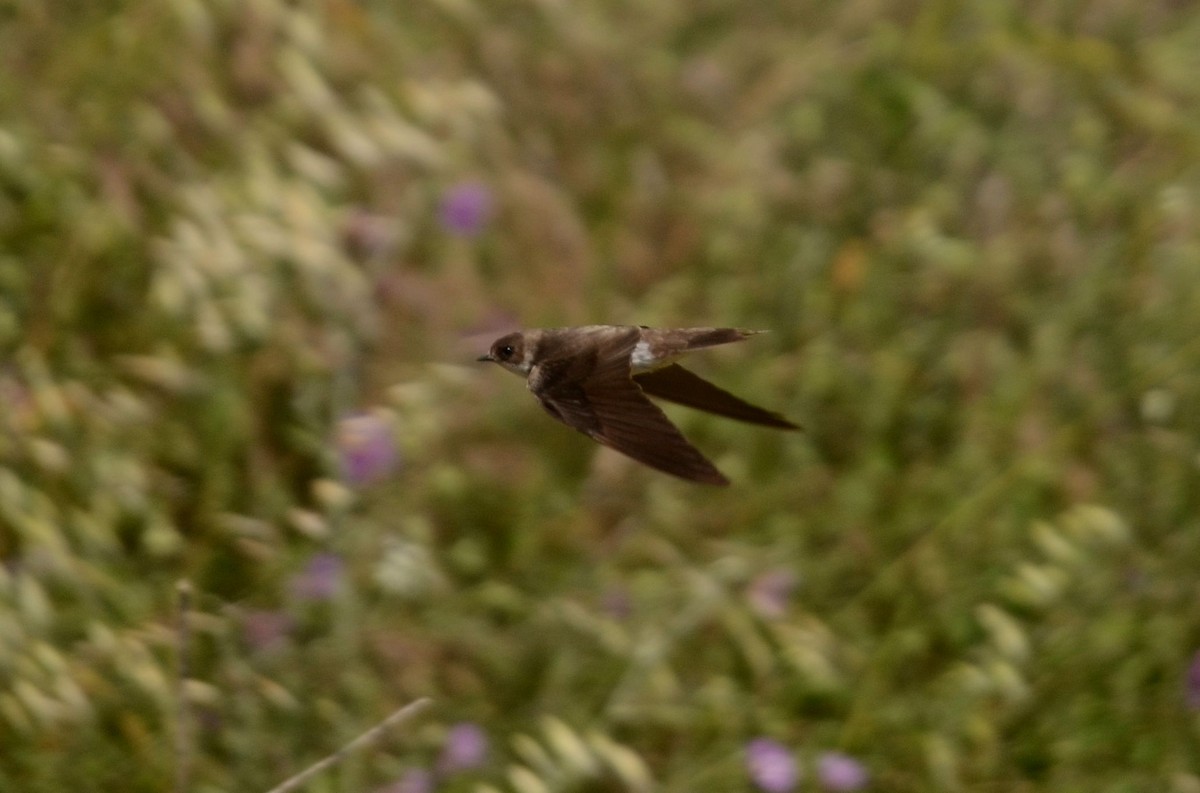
1,0,1199,791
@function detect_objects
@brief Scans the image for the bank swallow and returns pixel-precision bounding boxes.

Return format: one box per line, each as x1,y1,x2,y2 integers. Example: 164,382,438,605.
478,325,799,485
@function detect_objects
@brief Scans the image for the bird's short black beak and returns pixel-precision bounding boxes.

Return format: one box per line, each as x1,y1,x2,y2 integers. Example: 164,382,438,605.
477,354,493,362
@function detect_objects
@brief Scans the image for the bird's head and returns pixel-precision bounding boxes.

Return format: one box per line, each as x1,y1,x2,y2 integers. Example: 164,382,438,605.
477,332,532,375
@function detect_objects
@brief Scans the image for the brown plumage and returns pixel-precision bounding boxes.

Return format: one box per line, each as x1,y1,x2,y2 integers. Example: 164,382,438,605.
478,325,799,485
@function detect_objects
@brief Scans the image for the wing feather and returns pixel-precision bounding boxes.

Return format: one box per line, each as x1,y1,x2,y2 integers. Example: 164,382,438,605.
634,364,800,429
529,328,728,485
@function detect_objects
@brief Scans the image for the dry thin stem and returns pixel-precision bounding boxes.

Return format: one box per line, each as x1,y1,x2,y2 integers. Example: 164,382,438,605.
263,697,434,793
174,580,193,793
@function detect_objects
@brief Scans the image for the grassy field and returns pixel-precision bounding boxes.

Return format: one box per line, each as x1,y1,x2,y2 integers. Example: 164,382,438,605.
1,1,1199,791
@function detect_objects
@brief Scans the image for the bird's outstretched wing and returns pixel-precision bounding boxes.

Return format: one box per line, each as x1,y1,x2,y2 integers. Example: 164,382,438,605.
634,364,800,429
528,327,728,485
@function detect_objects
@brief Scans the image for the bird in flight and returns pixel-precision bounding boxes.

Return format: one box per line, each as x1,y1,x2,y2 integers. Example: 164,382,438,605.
477,325,799,485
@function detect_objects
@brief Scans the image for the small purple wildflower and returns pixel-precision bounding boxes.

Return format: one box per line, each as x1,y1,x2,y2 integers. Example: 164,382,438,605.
817,752,869,791
746,738,799,793
600,586,632,620
342,209,399,259
336,413,399,486
1187,649,1200,710
290,553,344,601
242,609,293,652
437,722,489,774
439,181,493,237
746,568,799,619
377,768,434,793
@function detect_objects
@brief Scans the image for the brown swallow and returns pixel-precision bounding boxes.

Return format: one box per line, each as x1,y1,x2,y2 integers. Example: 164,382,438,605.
477,325,799,485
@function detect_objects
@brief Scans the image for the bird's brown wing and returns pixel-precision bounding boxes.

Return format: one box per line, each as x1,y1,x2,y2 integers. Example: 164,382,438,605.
634,364,800,430
529,328,729,485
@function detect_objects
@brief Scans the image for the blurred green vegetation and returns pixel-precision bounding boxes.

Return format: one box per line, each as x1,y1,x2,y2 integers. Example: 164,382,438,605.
1,0,1199,791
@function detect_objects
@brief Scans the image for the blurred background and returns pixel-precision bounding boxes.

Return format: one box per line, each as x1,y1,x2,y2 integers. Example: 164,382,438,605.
1,1,1199,791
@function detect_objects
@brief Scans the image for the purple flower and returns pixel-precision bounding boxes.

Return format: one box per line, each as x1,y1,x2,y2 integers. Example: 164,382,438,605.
437,722,489,774
746,738,799,793
746,568,799,619
600,587,632,620
242,609,293,652
336,413,399,486
342,209,399,259
439,181,493,237
291,553,344,601
377,768,433,793
817,752,869,791
1187,649,1200,710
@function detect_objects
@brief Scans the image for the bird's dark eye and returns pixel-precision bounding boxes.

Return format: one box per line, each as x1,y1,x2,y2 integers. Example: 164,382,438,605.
498,345,514,360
